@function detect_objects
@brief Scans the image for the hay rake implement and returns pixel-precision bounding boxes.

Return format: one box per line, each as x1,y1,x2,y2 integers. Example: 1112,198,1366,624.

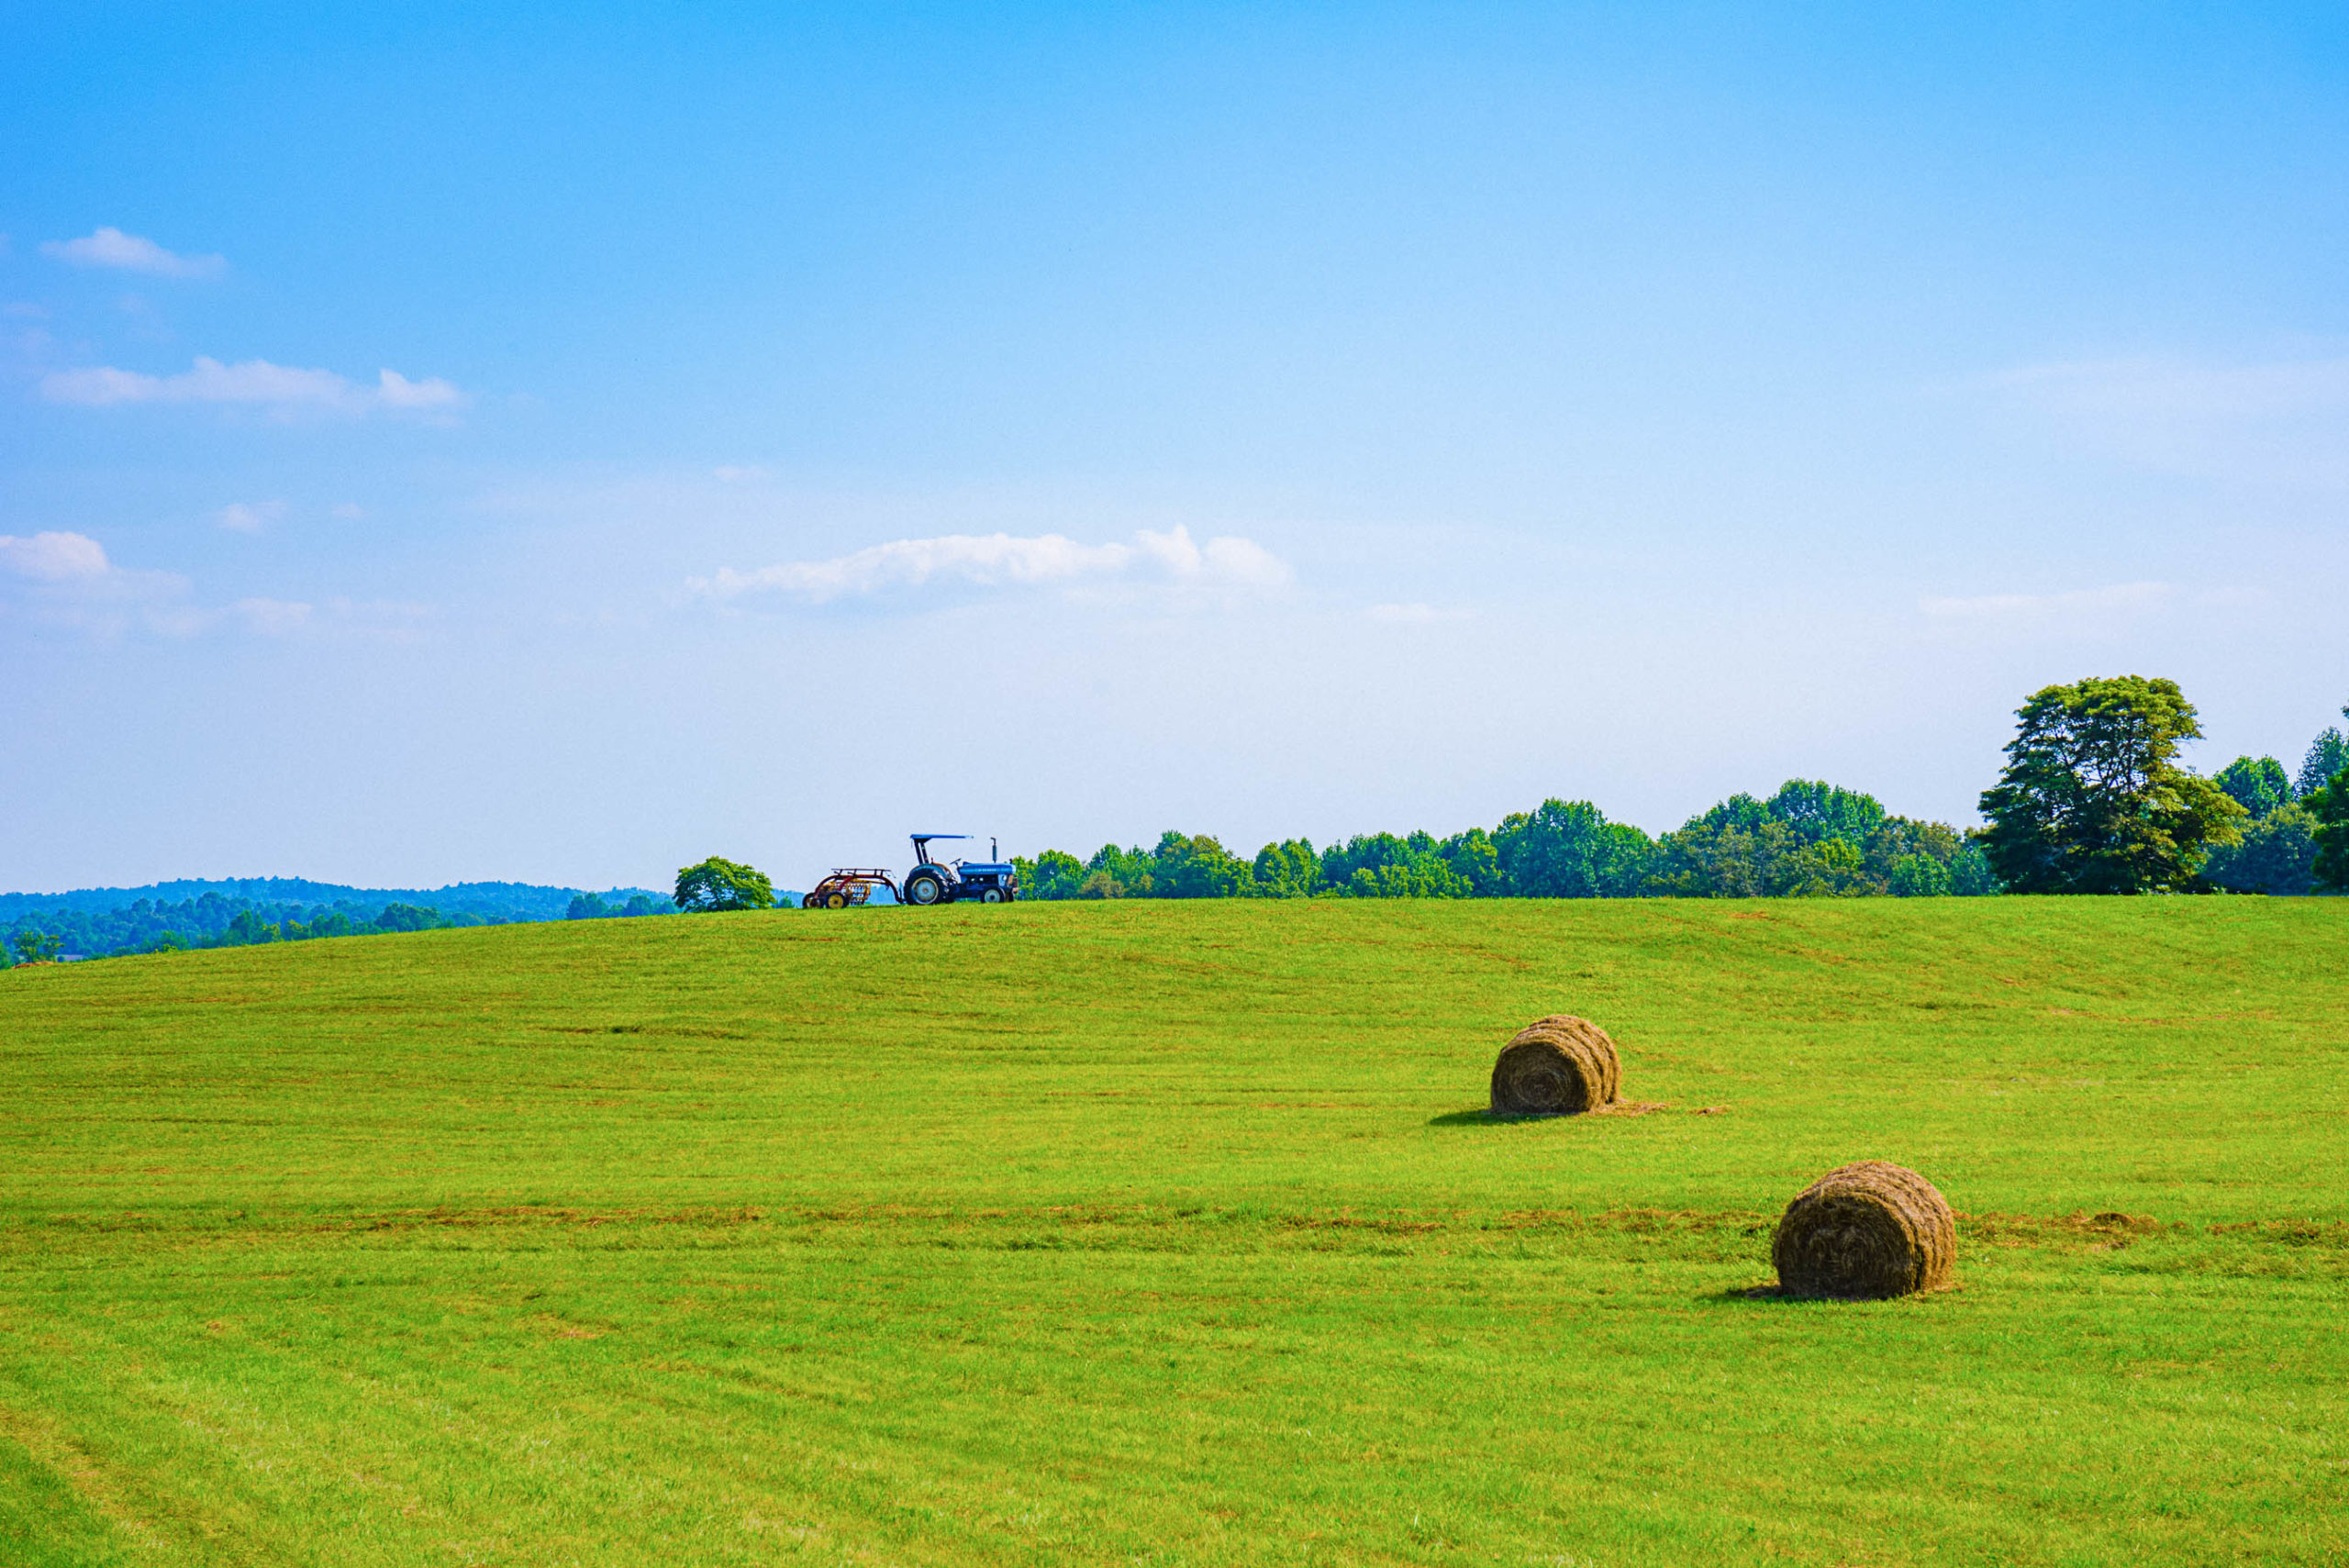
801,869,896,909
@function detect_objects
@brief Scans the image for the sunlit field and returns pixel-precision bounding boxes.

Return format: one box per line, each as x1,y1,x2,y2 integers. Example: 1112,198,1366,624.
3,898,2343,1565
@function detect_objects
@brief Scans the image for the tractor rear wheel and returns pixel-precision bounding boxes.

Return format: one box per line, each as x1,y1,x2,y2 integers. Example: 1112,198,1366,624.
904,869,949,906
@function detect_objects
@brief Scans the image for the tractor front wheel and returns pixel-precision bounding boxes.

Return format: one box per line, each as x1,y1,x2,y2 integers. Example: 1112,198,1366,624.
977,886,1006,904
904,870,949,906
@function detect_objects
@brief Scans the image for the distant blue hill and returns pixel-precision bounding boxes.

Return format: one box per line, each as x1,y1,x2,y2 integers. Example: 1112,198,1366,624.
0,878,663,923
0,878,693,962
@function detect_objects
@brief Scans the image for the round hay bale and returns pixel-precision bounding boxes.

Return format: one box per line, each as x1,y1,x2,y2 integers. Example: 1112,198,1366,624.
1489,1015,1620,1116
1772,1161,1955,1300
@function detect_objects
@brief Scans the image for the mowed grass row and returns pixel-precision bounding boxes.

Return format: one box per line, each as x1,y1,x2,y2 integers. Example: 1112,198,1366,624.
2,898,2344,1565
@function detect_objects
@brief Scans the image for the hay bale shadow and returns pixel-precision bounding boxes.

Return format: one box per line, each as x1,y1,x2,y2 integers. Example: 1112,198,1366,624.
1427,1101,1674,1128
1427,1107,1535,1128
1709,1279,1963,1306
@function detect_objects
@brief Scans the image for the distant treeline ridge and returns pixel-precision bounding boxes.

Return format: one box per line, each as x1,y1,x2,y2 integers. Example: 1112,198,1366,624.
1013,743,2345,903
2,881,674,965
1012,781,2000,901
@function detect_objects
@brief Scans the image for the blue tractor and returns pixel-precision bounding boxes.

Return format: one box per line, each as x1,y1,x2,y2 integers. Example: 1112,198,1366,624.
900,835,1019,906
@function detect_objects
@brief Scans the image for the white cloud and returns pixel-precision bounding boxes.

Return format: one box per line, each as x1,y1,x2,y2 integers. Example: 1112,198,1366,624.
713,465,770,483
1920,582,2176,620
331,502,365,520
0,530,192,635
373,368,464,410
0,531,431,641
40,356,466,417
217,501,286,533
690,525,1293,606
0,530,113,583
39,227,226,278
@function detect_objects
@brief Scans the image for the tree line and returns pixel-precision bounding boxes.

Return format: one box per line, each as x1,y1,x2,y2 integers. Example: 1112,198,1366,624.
1010,681,2349,901
12,679,2344,964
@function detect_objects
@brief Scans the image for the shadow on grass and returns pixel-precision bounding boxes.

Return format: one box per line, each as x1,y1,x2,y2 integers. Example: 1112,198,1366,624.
1426,1106,1558,1128
1705,1283,1957,1306
1710,1284,1800,1304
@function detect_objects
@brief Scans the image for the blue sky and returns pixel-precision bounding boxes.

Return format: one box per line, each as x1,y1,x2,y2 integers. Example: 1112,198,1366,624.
5,3,2346,893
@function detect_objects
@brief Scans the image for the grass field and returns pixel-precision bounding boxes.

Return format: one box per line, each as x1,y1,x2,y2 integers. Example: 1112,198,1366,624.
2,898,2344,1566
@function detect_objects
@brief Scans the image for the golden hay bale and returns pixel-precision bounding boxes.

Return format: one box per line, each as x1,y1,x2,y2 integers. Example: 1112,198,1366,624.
1771,1161,1955,1300
1488,1015,1620,1116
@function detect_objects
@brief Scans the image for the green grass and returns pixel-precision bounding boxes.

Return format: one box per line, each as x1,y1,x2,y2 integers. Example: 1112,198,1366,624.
2,897,2343,1565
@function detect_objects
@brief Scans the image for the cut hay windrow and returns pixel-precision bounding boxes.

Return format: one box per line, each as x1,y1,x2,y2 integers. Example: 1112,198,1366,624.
1488,1015,1620,1116
1771,1160,1955,1300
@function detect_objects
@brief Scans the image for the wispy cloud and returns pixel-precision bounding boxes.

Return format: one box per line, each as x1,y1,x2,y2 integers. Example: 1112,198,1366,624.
690,525,1292,606
0,530,114,583
39,227,226,278
217,501,286,533
41,358,465,418
0,530,194,635
2,531,435,641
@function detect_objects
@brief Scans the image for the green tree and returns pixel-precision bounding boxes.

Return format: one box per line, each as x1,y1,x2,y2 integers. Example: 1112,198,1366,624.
9,931,63,964
1321,832,1470,898
1493,800,1656,897
566,894,607,920
1012,851,1088,901
1438,828,1503,895
673,857,774,913
1783,838,1876,896
1977,675,2244,894
1251,839,1323,898
2297,711,2349,797
2306,768,2349,894
1151,832,1256,898
1084,843,1157,897
1887,853,1954,896
2216,756,2293,820
2202,804,2320,896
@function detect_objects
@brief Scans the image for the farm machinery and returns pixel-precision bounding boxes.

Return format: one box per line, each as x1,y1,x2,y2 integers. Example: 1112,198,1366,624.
802,835,1019,908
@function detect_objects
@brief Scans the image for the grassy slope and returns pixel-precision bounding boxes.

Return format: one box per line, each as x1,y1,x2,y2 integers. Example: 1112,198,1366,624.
0,898,2343,1565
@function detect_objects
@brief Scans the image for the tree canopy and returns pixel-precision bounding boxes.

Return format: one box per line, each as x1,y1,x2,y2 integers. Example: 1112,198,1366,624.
2307,768,2349,895
2215,756,2293,820
2298,711,2349,798
1010,779,1994,904
1977,675,2243,894
674,857,775,913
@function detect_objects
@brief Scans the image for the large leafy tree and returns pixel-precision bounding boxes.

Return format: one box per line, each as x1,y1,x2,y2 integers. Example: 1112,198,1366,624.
674,856,774,913
1978,676,2243,894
